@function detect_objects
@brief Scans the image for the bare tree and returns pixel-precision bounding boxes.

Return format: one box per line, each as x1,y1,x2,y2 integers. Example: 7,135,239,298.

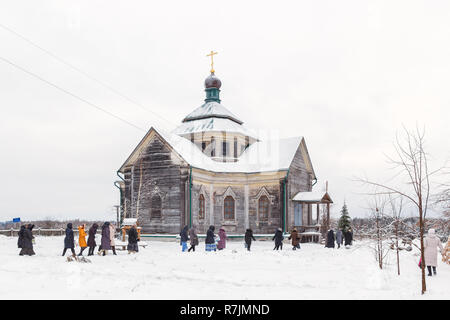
367,197,390,269
357,126,443,294
387,195,404,275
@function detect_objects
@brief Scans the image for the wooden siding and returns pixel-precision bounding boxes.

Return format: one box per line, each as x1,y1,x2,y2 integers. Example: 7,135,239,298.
287,143,312,231
123,136,189,234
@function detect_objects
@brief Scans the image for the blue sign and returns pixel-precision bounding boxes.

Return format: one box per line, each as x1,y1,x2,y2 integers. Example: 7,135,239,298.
12,218,20,223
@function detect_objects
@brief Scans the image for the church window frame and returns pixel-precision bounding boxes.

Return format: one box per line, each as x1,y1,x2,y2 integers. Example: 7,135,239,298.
224,196,235,221
150,194,162,220
221,187,238,223
254,187,273,225
199,194,205,220
258,195,270,222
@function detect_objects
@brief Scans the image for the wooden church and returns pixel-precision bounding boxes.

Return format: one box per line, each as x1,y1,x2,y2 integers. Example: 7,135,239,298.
116,54,332,237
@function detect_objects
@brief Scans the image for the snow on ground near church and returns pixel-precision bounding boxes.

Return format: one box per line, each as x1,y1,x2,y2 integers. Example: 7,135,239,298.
0,235,448,299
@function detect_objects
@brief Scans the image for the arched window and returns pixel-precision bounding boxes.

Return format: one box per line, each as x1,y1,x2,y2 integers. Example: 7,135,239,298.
199,194,205,219
151,195,162,219
258,195,269,221
224,196,235,220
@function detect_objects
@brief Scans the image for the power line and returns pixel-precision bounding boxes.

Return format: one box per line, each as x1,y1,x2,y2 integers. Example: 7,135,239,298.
0,23,176,129
0,55,146,132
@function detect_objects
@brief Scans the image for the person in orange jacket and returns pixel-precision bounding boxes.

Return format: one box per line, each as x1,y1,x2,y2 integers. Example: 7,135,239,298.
77,224,88,256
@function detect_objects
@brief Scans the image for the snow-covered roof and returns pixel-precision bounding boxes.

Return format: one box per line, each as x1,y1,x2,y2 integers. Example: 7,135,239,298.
182,101,243,124
119,126,312,174
172,117,258,138
122,218,137,226
299,231,322,235
293,191,333,203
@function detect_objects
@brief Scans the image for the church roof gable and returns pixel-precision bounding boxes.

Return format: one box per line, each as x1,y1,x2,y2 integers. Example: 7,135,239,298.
119,126,314,175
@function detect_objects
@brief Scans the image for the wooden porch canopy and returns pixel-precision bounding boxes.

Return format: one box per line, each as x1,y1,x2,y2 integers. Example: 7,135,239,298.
292,191,333,204
292,191,333,230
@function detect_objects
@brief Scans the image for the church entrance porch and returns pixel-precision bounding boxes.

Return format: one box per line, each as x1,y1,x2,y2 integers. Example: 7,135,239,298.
292,190,333,243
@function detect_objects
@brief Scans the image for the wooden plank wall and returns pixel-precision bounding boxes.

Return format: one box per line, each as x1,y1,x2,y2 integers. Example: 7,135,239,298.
288,145,313,230
123,136,189,234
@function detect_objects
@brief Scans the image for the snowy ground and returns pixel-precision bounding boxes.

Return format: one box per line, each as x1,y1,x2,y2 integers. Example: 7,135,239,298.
0,235,448,299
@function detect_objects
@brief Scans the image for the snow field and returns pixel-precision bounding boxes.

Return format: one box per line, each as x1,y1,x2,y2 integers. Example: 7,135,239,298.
0,235,448,299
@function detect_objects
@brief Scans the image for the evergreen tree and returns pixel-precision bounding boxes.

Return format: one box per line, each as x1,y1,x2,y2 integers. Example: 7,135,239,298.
338,203,351,231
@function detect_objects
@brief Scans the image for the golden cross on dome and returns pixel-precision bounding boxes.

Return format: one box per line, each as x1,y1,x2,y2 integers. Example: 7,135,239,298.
206,50,218,73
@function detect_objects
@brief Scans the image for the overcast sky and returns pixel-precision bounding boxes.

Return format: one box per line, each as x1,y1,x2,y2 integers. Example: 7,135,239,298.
0,0,449,222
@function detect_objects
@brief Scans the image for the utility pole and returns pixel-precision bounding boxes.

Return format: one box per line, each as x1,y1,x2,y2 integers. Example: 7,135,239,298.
114,205,120,227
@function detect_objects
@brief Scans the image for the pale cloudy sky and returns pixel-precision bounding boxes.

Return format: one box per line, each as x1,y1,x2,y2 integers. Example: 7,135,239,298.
0,0,449,222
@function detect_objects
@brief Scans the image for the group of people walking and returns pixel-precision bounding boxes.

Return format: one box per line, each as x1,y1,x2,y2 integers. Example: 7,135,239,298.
325,228,353,249
17,221,140,256
17,221,448,277
62,222,118,257
179,226,308,252
180,225,261,252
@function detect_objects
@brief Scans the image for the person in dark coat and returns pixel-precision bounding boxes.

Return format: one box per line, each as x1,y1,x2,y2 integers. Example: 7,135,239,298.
87,223,98,256
188,225,199,252
335,229,343,249
344,228,353,246
98,222,111,255
288,228,301,250
127,224,139,254
272,228,284,250
19,224,35,256
205,225,216,252
244,229,256,251
62,223,75,256
180,225,189,252
325,229,335,248
18,225,26,249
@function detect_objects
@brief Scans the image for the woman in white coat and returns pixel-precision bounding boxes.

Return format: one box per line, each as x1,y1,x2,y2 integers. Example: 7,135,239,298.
424,229,443,276
109,222,117,255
